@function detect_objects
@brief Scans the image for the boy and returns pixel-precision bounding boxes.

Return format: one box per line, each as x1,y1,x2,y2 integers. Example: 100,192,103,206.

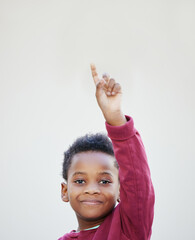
59,64,155,240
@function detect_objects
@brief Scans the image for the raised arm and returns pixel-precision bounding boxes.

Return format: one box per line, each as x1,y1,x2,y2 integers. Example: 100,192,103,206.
90,64,155,239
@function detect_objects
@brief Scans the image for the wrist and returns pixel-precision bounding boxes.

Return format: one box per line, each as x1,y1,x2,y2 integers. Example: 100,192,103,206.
104,111,127,126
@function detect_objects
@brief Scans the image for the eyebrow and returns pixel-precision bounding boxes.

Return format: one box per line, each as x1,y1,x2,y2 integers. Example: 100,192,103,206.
98,171,113,177
72,171,87,177
72,171,113,177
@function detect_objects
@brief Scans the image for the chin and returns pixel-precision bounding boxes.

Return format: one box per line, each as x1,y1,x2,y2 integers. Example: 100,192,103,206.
78,208,114,222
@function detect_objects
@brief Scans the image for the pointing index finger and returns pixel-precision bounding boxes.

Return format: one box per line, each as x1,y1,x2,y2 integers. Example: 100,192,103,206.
90,64,99,85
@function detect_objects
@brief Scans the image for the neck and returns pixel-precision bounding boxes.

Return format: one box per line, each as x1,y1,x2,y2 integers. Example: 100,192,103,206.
77,217,105,231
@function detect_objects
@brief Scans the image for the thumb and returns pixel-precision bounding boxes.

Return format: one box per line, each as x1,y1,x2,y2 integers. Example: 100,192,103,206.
95,78,106,97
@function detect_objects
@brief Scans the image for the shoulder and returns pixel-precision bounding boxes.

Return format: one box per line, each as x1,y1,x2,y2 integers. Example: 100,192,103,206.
58,230,78,240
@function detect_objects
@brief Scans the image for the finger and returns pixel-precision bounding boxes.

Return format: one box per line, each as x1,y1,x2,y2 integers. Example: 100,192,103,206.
106,78,115,95
95,78,107,98
111,83,122,95
96,78,106,90
90,64,99,85
102,73,110,83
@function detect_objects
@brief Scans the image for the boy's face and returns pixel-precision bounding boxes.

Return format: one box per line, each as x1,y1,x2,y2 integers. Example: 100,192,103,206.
61,151,120,226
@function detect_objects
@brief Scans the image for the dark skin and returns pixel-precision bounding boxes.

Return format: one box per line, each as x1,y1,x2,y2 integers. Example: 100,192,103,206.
62,151,120,231
61,64,127,231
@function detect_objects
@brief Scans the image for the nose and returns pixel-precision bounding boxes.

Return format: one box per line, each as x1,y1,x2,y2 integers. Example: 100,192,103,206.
84,183,100,195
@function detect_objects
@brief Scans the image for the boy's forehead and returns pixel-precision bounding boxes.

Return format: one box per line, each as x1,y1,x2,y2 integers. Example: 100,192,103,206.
70,151,116,171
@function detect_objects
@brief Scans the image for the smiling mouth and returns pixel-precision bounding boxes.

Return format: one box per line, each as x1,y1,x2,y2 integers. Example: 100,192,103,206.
80,200,103,205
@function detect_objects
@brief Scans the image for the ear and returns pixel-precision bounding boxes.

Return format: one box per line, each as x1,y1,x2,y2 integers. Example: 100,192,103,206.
61,182,69,202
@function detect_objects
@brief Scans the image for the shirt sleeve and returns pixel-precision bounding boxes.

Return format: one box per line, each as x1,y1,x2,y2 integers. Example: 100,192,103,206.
106,116,155,240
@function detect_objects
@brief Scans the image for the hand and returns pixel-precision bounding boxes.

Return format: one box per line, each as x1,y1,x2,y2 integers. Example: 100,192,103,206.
90,64,126,126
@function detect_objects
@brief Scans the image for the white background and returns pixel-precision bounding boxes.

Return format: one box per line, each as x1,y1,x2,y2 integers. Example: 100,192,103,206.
0,0,195,239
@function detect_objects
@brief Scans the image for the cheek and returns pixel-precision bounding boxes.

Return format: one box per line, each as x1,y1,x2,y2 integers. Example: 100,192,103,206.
67,185,83,199
103,185,119,199
66,184,76,199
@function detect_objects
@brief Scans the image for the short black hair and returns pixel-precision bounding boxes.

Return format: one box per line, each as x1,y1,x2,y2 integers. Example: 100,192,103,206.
62,133,118,181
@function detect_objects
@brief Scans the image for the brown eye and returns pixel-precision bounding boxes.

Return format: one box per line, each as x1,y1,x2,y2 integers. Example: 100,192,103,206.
74,179,85,184
99,180,111,185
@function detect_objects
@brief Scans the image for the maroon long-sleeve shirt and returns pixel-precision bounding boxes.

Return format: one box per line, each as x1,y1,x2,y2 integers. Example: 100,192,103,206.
58,116,155,240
